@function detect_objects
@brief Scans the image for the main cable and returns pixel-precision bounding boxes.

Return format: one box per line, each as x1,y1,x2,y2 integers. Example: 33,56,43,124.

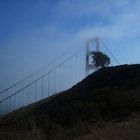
100,39,120,65
0,46,85,103
0,46,79,95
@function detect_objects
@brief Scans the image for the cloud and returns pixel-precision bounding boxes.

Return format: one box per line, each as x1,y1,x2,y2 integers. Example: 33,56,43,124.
1,0,140,90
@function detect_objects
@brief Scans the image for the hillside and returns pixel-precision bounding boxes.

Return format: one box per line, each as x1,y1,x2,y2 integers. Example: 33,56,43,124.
0,64,140,140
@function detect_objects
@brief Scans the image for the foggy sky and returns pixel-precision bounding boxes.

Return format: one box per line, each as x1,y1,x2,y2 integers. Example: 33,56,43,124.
0,0,140,91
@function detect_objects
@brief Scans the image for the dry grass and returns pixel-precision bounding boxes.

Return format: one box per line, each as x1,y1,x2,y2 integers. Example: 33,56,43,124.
1,114,140,140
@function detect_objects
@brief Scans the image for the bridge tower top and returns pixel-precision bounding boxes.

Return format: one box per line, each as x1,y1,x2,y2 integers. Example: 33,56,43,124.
86,37,100,76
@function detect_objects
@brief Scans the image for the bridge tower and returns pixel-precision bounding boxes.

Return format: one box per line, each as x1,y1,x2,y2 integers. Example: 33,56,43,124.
86,38,100,76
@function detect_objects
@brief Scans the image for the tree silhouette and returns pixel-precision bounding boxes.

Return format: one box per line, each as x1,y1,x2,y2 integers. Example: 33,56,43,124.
92,51,111,68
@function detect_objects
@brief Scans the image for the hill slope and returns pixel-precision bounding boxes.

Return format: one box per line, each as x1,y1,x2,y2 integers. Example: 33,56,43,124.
0,64,140,140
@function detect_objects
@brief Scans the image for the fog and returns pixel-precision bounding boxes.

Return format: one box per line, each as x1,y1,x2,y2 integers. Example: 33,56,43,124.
0,0,140,114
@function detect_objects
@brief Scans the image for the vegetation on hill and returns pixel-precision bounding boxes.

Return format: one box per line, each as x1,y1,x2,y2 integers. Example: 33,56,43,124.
0,64,140,140
92,51,111,67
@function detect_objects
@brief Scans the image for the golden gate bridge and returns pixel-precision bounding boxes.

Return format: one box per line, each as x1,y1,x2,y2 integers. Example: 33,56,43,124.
0,38,120,115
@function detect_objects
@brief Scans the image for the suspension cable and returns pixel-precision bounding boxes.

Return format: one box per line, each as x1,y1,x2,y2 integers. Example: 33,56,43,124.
0,46,80,95
100,39,120,65
0,46,85,103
